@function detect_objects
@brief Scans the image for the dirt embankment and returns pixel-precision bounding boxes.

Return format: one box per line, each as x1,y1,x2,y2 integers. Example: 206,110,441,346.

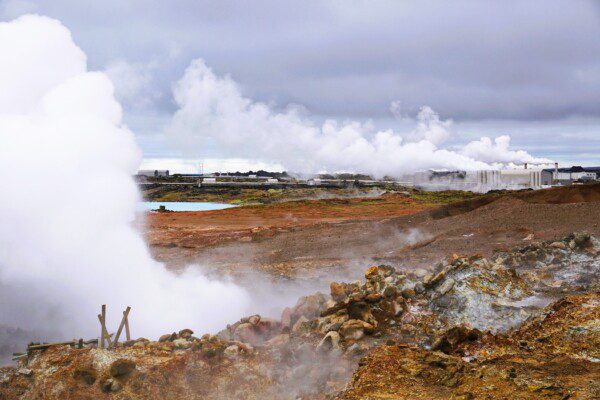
431,183,600,219
148,184,600,279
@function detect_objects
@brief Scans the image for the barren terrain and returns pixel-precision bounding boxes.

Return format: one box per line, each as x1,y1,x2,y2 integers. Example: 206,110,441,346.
147,184,600,282
2,184,599,399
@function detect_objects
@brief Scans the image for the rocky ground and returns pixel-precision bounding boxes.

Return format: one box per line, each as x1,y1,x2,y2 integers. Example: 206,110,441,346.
1,232,598,399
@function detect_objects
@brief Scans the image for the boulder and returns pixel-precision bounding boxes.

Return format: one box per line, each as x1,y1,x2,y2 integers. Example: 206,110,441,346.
293,292,327,321
292,316,310,333
414,268,428,278
17,368,33,377
159,332,177,342
401,287,416,299
437,278,456,296
339,319,374,340
383,285,398,298
422,273,434,286
178,329,194,339
254,317,280,336
248,314,261,325
330,282,347,302
109,358,136,377
234,322,261,344
414,282,426,294
101,378,122,393
224,344,240,358
317,313,349,333
347,301,372,322
316,331,341,352
173,338,191,349
364,266,380,280
346,343,365,354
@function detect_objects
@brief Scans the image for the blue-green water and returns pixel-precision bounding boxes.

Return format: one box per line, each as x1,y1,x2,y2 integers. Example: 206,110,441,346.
139,202,236,212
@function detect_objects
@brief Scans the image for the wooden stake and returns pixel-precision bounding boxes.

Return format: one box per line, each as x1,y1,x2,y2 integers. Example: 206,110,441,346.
100,305,106,348
124,310,131,341
109,306,131,349
97,314,112,348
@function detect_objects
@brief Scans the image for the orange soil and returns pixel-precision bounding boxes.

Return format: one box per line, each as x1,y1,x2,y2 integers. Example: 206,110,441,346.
145,194,428,249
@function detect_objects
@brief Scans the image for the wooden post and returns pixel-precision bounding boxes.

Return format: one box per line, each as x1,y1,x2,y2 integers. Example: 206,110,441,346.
97,314,112,348
78,338,84,349
124,310,131,341
109,306,131,349
100,305,106,348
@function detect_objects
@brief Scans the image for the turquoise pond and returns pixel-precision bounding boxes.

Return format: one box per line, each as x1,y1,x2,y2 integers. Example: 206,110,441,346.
139,202,236,212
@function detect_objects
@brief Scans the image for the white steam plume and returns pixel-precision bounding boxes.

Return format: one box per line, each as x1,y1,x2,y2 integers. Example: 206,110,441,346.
168,59,551,176
0,15,249,355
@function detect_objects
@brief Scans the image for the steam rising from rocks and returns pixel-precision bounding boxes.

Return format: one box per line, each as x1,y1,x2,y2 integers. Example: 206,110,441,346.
0,15,249,357
168,59,551,176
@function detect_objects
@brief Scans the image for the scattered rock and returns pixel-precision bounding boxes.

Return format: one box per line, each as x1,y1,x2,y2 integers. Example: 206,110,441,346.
437,278,455,296
178,328,193,339
401,287,416,299
550,241,567,249
159,332,177,342
248,315,261,325
109,358,136,377
17,368,32,377
316,331,341,352
523,233,534,241
173,338,191,349
339,319,374,340
101,378,122,393
292,316,310,333
330,282,347,302
224,344,240,358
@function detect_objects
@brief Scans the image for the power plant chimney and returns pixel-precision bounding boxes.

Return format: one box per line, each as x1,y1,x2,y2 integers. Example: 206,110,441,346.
524,163,528,169
554,162,559,180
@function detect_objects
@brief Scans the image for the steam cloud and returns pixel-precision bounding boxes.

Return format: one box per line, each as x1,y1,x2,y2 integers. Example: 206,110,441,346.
168,59,551,177
0,15,250,357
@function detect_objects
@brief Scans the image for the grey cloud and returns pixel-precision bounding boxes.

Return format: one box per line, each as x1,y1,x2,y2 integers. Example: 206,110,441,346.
2,0,599,122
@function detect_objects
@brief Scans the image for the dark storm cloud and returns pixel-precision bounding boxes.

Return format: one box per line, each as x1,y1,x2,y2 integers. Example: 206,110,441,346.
2,0,599,122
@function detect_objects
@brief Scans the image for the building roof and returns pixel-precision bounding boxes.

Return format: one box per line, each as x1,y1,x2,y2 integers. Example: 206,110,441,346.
542,166,600,173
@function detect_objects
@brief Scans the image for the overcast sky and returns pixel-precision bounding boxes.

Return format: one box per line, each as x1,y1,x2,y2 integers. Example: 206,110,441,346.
2,0,600,170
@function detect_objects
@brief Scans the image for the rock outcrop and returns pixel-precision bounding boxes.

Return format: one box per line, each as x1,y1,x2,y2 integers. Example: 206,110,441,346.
1,233,598,399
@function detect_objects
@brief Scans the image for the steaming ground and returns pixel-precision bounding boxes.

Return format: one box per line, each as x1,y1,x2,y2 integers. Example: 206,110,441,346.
0,13,569,365
0,15,252,363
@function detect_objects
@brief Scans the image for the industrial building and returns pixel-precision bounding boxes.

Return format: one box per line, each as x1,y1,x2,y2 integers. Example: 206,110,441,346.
544,166,599,185
410,164,599,191
136,164,599,192
137,169,170,177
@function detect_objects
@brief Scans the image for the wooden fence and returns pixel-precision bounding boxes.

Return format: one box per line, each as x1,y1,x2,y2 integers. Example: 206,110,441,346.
12,305,132,361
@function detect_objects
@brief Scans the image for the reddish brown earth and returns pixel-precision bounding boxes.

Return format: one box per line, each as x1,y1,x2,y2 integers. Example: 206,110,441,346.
147,184,600,280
